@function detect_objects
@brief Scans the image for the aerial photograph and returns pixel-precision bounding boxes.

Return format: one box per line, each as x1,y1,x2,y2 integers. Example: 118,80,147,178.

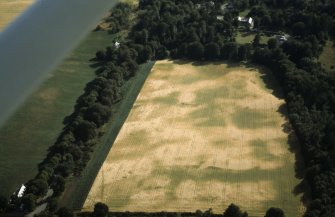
0,0,335,217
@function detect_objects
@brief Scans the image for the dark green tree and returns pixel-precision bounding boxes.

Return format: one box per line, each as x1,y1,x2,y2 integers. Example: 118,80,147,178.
73,120,97,142
253,34,261,47
267,38,278,50
187,42,204,60
223,203,244,217
204,42,220,60
0,195,7,213
56,207,73,217
21,194,36,212
93,202,109,217
264,207,285,217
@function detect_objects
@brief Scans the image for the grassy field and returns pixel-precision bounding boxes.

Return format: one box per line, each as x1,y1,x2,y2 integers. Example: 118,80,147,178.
319,40,335,72
0,0,34,30
0,30,116,197
236,31,272,45
83,60,304,216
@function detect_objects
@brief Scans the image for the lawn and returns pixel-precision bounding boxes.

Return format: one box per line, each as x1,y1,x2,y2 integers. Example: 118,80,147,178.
83,60,305,217
0,0,35,30
236,31,272,45
319,40,335,73
0,30,116,197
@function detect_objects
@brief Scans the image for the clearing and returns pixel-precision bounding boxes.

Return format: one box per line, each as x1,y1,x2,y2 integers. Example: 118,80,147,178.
319,40,335,73
83,60,304,217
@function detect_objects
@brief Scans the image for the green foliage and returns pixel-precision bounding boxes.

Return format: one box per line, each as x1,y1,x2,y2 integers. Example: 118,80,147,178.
21,194,36,212
93,202,109,217
57,207,73,217
26,179,48,197
223,203,246,217
0,195,7,212
204,42,220,60
264,207,285,217
187,42,204,60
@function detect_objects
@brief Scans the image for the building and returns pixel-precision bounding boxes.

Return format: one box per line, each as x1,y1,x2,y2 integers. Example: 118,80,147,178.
276,35,289,44
115,41,120,49
17,184,26,198
238,16,254,29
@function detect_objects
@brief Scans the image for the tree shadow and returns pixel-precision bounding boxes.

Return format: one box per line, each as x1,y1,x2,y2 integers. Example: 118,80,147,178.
258,66,284,99
259,65,310,209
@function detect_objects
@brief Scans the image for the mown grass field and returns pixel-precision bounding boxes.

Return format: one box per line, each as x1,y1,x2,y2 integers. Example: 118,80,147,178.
0,30,116,197
0,0,34,30
83,60,304,216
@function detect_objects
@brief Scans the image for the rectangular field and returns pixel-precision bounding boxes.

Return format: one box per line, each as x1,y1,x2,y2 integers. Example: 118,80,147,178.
83,60,304,216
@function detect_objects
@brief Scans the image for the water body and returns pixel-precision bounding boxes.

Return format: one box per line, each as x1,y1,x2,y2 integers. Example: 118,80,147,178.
0,0,119,126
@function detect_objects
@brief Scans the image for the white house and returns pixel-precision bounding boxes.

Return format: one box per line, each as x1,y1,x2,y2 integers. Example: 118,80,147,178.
115,41,120,49
276,35,289,44
17,184,26,198
238,16,254,29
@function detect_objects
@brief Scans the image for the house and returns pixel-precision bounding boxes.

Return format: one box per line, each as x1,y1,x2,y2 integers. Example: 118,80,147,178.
115,41,120,49
238,16,254,29
216,15,224,21
276,34,289,44
17,184,26,198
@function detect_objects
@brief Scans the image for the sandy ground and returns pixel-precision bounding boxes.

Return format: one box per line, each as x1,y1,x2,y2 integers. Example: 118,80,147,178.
83,60,304,216
0,0,35,30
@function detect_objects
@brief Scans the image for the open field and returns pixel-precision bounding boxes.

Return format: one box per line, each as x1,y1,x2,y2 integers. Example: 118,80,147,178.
0,0,34,30
236,31,272,45
83,60,304,216
319,40,335,72
0,30,115,197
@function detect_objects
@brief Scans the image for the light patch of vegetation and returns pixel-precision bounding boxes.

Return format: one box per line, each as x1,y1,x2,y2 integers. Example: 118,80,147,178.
319,40,335,72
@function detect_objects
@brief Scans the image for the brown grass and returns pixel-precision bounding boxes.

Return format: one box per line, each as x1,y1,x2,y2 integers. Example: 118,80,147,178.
83,60,304,216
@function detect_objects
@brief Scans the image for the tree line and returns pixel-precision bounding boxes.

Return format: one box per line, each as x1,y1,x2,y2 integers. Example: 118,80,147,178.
32,202,284,217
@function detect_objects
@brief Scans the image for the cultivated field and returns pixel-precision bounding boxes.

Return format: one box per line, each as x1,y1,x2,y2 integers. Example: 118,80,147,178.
0,0,34,30
83,60,304,216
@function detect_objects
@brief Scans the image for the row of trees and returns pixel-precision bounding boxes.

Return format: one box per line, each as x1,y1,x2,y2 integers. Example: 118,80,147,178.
34,202,284,217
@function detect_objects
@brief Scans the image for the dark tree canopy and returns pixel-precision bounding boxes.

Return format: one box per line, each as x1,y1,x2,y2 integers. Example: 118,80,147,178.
93,202,109,217
264,207,285,217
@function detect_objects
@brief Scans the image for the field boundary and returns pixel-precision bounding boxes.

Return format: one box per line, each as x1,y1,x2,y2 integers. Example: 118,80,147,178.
60,61,155,210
